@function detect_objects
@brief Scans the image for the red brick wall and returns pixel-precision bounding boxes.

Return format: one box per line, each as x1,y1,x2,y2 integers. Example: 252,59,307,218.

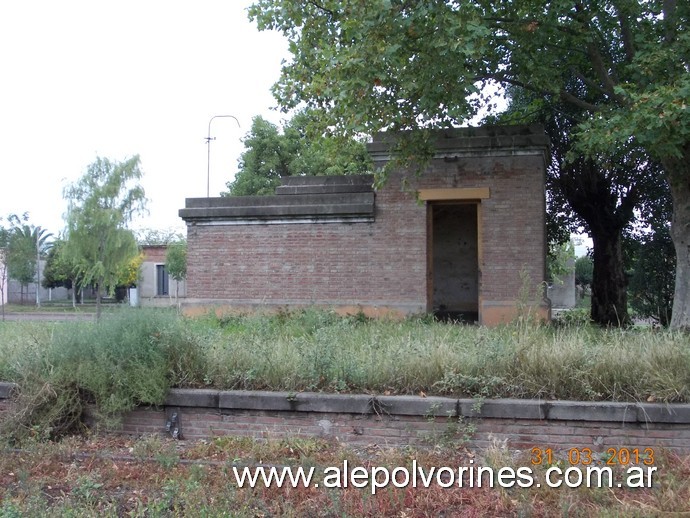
112,395,690,454
411,154,547,313
185,184,426,313
184,153,547,324
3,384,689,453
141,245,167,263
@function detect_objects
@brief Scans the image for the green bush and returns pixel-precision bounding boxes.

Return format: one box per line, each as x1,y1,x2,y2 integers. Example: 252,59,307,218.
1,308,206,441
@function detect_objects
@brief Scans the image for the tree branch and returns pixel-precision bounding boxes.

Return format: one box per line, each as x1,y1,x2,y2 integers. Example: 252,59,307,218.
483,16,582,37
586,42,619,99
663,0,677,44
614,3,635,63
306,0,336,18
480,72,602,112
569,67,613,98
557,91,601,112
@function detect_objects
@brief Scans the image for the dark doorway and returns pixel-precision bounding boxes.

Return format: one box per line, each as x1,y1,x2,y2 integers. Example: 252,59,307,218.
429,203,479,323
156,264,169,296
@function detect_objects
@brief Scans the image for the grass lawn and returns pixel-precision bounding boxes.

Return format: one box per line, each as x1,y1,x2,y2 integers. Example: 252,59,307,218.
1,300,121,313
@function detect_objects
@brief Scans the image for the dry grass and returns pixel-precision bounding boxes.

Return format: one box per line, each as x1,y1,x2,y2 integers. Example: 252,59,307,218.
1,307,689,443
1,434,689,516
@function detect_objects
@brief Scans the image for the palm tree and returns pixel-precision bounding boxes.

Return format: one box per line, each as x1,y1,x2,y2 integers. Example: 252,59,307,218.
6,214,53,305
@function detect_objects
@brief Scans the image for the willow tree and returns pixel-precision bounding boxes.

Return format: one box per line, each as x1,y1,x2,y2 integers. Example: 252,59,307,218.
249,1,690,329
63,156,147,318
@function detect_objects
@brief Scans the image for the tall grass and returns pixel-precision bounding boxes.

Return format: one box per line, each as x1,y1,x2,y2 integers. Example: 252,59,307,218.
1,307,689,439
202,310,690,402
0,308,206,440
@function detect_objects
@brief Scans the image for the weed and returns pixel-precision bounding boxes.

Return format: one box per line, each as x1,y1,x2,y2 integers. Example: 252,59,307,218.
3,307,690,443
1,308,206,442
71,473,104,504
132,433,180,468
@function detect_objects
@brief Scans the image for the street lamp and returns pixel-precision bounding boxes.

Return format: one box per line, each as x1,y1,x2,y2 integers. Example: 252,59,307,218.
205,115,240,197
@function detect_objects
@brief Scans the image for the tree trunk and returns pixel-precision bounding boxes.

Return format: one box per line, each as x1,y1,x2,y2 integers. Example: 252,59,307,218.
666,153,690,330
554,158,634,327
590,231,630,326
96,285,102,320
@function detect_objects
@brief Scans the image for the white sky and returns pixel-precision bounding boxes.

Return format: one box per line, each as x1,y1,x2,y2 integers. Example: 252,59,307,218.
0,3,593,255
0,0,289,236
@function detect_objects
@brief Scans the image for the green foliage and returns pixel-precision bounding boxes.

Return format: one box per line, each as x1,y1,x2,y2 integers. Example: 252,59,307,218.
574,33,690,167
546,241,574,283
4,309,690,443
42,239,76,290
63,156,147,317
250,1,688,161
165,240,187,282
551,307,592,328
116,252,144,288
6,229,35,288
2,214,53,294
0,309,207,441
629,229,676,327
135,227,185,246
224,109,371,196
249,0,690,328
197,309,690,403
574,255,593,287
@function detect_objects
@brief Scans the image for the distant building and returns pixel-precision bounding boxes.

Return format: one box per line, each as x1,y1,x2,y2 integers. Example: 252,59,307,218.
138,245,186,306
547,257,577,309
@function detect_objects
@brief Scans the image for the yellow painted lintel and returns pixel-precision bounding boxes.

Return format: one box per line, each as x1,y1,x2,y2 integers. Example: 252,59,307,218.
417,187,490,201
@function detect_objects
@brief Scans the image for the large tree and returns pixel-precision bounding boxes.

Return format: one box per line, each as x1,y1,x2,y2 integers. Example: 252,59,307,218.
63,156,147,318
518,98,666,326
224,109,371,196
493,86,666,326
249,1,690,329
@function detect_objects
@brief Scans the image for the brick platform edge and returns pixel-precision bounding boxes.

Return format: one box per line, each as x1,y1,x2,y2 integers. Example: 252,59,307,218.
2,382,690,453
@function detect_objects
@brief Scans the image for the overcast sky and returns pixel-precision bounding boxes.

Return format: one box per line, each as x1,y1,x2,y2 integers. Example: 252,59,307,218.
0,0,289,235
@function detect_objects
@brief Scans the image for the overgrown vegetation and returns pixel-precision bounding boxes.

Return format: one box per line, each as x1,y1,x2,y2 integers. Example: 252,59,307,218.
1,308,689,441
0,309,205,441
1,434,689,516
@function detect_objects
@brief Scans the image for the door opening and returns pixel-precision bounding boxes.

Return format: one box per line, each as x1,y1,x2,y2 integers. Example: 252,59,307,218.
429,203,479,323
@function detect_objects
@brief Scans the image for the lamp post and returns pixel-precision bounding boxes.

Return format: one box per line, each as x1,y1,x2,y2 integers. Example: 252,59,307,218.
36,229,40,308
206,115,240,197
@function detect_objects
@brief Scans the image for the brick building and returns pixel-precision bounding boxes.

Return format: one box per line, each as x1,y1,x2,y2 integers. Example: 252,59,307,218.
179,125,550,325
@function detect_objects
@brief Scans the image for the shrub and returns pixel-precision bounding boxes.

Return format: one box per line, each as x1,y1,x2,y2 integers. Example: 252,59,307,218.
1,308,206,441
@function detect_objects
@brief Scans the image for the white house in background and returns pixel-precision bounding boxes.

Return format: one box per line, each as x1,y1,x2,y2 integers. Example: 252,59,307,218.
137,245,186,307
